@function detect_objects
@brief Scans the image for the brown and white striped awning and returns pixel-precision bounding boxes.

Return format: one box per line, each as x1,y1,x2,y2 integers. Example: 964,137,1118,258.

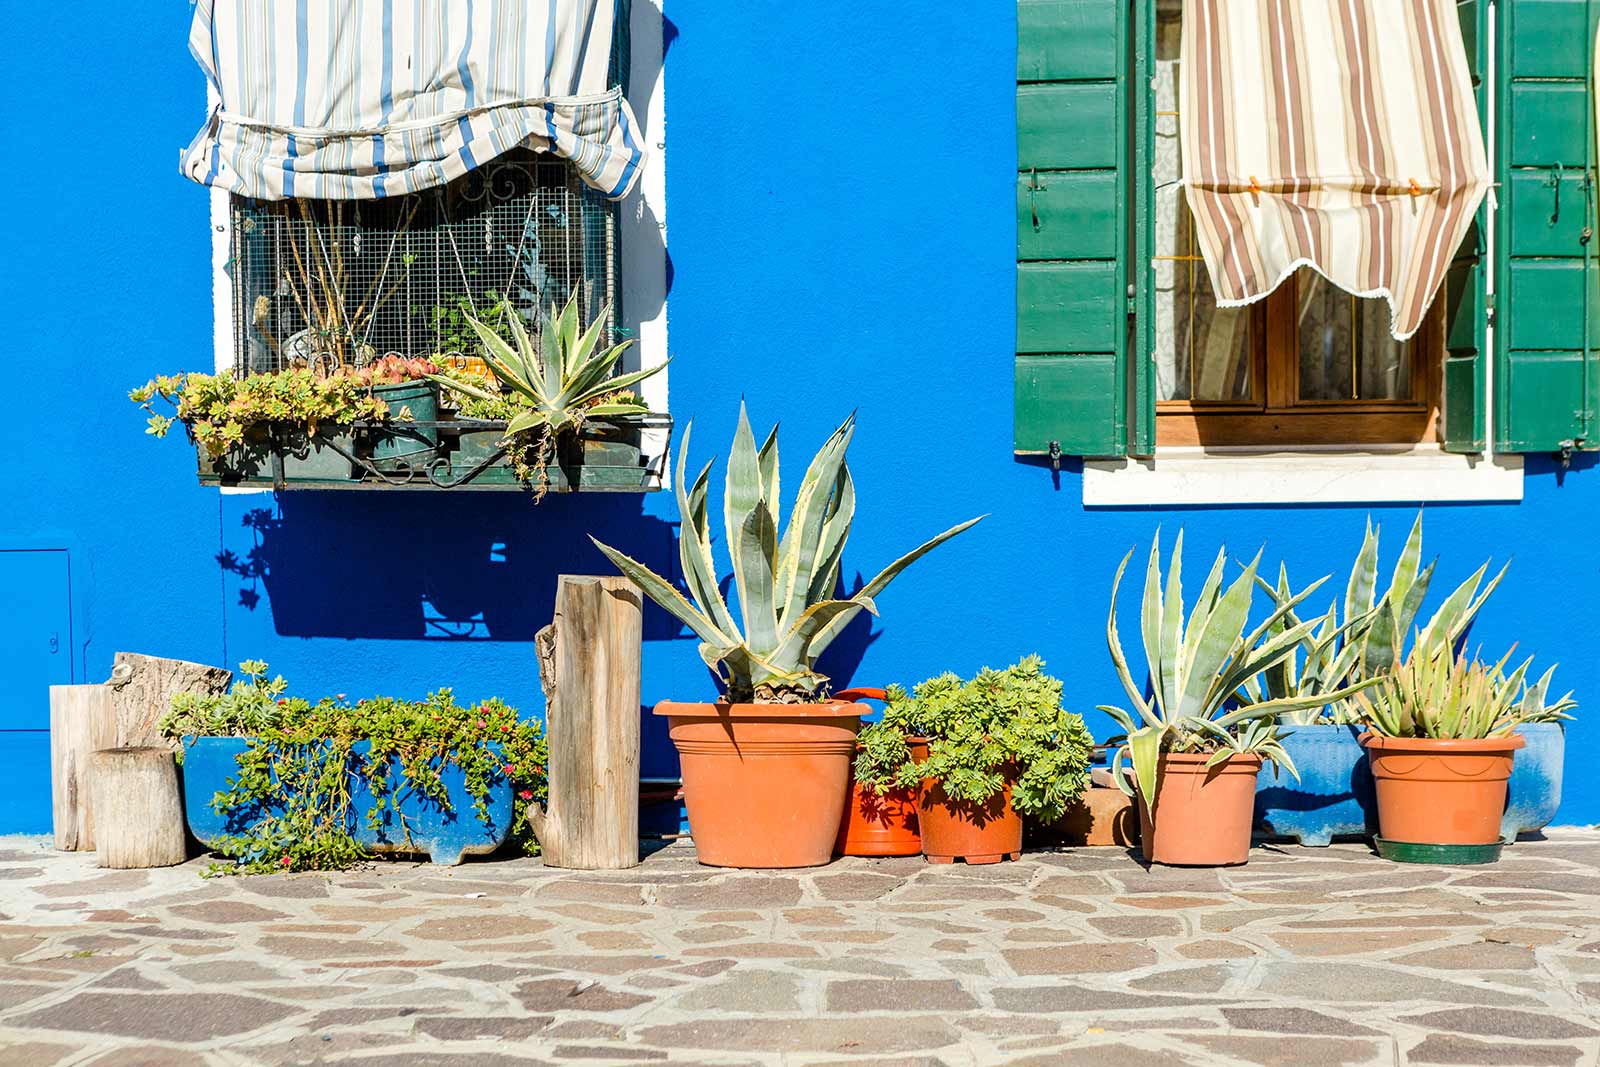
1180,0,1490,341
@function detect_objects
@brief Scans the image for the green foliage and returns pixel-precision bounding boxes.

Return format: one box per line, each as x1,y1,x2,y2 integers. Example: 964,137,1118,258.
593,403,984,702
1354,643,1575,739
1263,513,1506,724
852,657,1093,822
426,292,522,358
161,672,547,875
130,363,432,457
1099,530,1378,805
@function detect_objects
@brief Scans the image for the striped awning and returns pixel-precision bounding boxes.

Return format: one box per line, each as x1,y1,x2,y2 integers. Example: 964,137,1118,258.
1180,0,1489,341
180,1,646,202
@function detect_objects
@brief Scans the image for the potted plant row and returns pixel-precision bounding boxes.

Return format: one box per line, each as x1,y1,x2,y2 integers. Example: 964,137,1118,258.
161,661,548,871
130,294,668,495
589,404,983,869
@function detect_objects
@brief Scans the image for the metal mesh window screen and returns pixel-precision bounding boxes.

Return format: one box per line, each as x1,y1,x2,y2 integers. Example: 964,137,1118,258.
229,150,617,375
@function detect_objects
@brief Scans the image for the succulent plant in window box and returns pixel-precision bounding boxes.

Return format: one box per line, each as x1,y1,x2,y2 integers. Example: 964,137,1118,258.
591,404,983,868
354,355,443,472
429,293,667,497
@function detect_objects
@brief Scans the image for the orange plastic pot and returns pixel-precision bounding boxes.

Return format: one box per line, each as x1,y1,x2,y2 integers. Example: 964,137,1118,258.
656,700,862,868
1138,752,1262,867
836,736,929,857
918,778,1023,865
1360,733,1524,846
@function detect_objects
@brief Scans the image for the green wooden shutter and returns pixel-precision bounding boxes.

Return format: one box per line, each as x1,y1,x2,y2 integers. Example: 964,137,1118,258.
1442,0,1489,452
1493,0,1600,453
1015,0,1132,458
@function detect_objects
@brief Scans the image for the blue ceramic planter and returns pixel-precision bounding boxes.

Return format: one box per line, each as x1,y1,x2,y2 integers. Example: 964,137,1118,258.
1253,724,1376,846
1254,722,1565,846
181,736,515,866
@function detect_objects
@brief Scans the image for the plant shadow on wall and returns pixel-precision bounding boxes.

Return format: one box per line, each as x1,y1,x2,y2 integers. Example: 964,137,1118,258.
219,494,681,642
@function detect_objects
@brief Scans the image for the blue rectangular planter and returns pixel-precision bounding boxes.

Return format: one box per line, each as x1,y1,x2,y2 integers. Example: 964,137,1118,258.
181,736,516,866
1253,722,1565,846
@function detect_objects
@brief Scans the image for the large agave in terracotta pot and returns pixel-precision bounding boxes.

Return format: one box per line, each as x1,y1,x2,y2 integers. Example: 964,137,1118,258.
593,405,981,869
1101,531,1375,867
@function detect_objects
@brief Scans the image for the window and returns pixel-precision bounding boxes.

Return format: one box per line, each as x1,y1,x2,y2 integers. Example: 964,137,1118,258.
1149,1,1438,449
230,151,617,375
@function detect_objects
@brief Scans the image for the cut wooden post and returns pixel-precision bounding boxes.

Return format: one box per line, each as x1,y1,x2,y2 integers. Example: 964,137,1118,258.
49,685,117,851
527,575,643,869
105,653,232,749
89,747,187,869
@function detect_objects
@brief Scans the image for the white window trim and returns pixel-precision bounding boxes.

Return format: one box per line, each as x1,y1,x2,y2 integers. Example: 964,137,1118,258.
1083,447,1523,508
208,9,669,487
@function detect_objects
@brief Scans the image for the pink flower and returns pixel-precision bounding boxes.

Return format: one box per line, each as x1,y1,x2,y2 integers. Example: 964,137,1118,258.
500,724,510,732
519,790,533,801
478,719,488,729
336,693,347,701
279,855,291,867
276,698,287,706
503,764,516,775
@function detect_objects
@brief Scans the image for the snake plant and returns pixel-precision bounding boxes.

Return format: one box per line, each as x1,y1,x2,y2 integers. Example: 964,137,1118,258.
1100,531,1378,805
1264,514,1506,724
429,292,666,438
592,404,984,703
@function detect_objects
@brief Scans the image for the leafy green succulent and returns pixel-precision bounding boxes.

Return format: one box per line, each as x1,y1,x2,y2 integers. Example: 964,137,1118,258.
430,291,664,439
592,404,983,703
1352,642,1556,740
853,656,1093,822
1100,530,1378,805
160,661,306,739
1264,513,1506,724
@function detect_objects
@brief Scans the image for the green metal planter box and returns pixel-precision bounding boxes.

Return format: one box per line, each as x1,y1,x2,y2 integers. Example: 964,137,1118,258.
196,427,356,486
367,381,442,472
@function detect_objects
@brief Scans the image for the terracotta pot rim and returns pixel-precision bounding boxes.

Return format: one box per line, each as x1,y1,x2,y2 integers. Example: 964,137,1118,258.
1359,732,1527,753
1156,751,1264,769
655,699,863,719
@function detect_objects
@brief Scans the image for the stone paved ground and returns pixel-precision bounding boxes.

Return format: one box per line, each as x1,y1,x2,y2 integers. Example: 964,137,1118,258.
1,833,1598,1067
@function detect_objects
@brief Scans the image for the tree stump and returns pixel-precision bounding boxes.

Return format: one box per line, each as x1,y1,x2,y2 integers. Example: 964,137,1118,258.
50,686,117,851
106,653,232,750
89,747,187,868
527,575,643,869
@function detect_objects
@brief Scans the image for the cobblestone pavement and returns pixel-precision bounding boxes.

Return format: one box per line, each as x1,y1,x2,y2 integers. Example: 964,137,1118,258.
1,832,1598,1066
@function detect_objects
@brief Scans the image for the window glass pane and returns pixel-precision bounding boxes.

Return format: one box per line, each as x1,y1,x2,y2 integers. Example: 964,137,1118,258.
1295,270,1410,401
1152,0,1251,403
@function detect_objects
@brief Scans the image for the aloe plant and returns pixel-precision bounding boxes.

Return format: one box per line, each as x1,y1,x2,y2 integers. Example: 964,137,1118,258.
592,405,983,703
429,292,666,438
1100,531,1379,805
1353,643,1549,740
1264,514,1506,724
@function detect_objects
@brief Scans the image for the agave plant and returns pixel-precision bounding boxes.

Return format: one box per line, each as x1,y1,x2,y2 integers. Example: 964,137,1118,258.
1100,531,1379,806
592,405,983,703
1263,513,1506,724
1352,643,1546,740
429,292,666,439
1242,566,1381,724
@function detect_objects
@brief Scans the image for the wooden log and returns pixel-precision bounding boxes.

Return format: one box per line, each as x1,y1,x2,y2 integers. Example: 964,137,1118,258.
49,685,117,851
527,575,643,869
105,653,232,750
89,747,187,869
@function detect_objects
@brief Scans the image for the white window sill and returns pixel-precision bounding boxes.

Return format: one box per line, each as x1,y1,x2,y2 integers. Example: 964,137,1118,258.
1082,446,1524,507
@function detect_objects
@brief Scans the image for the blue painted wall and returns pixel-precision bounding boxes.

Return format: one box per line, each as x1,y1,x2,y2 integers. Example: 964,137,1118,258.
5,4,1596,829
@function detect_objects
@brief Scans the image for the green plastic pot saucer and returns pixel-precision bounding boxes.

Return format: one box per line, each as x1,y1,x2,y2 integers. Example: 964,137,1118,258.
1374,837,1503,865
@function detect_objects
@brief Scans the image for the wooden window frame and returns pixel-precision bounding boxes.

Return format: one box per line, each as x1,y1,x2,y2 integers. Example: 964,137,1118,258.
1155,277,1441,449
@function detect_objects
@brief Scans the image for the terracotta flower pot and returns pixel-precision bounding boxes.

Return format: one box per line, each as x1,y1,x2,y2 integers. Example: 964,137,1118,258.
918,778,1023,865
656,700,862,869
1138,752,1262,867
1360,732,1525,846
836,737,929,857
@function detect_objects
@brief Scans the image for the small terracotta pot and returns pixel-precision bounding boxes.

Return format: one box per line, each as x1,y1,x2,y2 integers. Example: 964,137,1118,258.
1138,752,1262,867
836,737,929,857
1360,732,1525,846
918,778,1022,865
656,700,862,869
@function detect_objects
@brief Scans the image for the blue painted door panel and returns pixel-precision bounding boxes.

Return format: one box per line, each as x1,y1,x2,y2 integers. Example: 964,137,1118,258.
0,549,72,834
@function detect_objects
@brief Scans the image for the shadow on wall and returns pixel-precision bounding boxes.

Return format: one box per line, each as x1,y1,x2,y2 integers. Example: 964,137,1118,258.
221,493,682,642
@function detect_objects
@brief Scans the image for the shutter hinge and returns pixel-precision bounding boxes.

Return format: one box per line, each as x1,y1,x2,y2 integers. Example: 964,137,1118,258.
1048,440,1062,472
1126,283,1137,316
1485,291,1495,328
1558,440,1577,469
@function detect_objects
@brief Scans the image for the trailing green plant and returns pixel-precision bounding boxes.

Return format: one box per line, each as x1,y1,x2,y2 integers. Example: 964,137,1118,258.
592,404,984,703
1352,642,1537,739
162,679,547,875
159,661,307,740
1100,530,1380,805
1263,513,1506,724
853,656,1093,822
130,364,427,457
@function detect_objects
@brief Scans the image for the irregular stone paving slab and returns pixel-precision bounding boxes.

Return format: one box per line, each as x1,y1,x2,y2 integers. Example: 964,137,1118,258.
1,832,1599,1064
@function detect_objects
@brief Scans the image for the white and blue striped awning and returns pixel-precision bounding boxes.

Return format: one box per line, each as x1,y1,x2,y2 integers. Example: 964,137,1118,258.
181,0,646,202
